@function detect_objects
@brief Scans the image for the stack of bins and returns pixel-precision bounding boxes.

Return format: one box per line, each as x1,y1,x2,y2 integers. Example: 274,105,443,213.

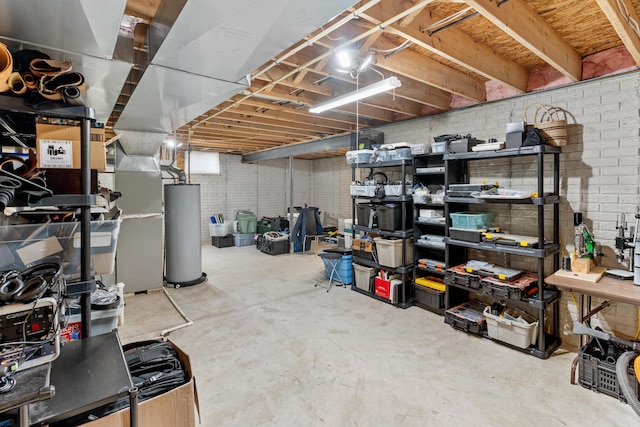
321,251,353,284
235,210,257,246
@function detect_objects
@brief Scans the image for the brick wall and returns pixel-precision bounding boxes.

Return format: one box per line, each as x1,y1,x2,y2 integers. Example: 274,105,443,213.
189,70,639,349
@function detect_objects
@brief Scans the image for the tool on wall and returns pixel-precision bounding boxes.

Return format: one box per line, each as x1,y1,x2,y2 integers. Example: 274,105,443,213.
574,212,596,259
614,209,640,285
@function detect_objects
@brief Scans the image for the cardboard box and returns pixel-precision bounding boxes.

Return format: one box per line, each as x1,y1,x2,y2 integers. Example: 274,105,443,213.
84,340,200,427
36,116,106,171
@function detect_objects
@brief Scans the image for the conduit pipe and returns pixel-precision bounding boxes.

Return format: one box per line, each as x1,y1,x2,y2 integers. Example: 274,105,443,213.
189,0,433,132
160,287,194,337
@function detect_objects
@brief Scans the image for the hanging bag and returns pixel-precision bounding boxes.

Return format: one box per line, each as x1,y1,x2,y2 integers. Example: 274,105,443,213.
524,103,568,147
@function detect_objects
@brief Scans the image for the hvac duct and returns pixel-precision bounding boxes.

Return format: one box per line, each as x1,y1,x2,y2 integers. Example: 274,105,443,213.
164,184,206,287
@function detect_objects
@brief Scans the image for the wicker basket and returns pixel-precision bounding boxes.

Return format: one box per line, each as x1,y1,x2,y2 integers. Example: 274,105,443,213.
524,103,568,147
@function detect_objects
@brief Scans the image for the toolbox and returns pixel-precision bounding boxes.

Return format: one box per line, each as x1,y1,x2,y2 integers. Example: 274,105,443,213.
414,284,445,313
444,301,487,336
482,231,540,248
482,275,531,297
417,258,445,272
445,264,482,290
415,276,446,292
447,136,484,153
449,227,484,243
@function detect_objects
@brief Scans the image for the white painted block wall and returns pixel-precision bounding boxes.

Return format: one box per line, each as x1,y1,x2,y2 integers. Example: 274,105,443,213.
188,71,639,349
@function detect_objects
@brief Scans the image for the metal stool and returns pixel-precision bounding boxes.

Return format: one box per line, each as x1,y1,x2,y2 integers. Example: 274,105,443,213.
315,251,344,292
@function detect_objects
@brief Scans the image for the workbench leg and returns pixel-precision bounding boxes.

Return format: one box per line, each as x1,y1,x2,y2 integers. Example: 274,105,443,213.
129,386,139,427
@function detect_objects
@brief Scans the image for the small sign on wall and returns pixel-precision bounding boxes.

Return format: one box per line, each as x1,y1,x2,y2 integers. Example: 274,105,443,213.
38,139,73,168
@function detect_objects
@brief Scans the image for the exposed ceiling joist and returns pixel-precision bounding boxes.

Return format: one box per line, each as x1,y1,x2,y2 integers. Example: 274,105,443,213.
596,0,640,64
464,0,582,81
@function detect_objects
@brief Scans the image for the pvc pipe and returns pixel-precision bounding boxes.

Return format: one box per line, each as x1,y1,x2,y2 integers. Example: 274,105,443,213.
160,287,194,337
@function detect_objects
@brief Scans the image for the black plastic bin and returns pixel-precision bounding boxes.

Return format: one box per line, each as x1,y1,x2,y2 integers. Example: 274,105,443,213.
212,235,234,248
376,203,412,231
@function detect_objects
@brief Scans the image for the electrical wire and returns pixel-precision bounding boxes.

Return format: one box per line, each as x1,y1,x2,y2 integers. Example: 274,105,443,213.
617,0,640,38
370,39,412,53
421,6,475,34
634,307,640,341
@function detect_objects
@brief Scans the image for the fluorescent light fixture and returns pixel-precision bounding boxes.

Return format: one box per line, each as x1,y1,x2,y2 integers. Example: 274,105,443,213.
359,55,373,72
309,76,402,114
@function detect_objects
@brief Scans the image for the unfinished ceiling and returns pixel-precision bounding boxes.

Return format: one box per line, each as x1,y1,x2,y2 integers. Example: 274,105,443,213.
12,0,639,160
137,0,639,159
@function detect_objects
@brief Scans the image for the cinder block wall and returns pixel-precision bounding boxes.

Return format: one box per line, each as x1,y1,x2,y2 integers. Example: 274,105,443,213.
378,70,640,348
191,155,313,241
191,70,639,349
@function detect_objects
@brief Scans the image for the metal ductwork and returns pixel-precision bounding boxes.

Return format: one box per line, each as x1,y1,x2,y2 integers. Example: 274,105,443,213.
114,130,165,172
114,0,358,133
0,0,131,122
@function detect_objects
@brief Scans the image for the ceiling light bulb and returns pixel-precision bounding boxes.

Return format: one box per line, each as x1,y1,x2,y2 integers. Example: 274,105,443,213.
337,51,351,68
309,76,402,114
165,139,176,147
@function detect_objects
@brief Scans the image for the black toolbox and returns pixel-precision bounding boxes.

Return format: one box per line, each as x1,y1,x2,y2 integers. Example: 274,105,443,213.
444,301,487,336
480,272,538,301
445,265,482,290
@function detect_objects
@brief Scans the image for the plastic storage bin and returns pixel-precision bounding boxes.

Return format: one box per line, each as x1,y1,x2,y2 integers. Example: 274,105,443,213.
0,220,121,277
233,233,255,247
483,306,538,349
373,237,413,268
383,184,411,196
350,185,376,197
321,252,353,284
345,149,374,164
431,142,446,153
211,235,234,248
578,335,640,402
356,203,378,228
414,284,445,312
376,203,412,231
61,301,124,342
449,212,494,229
209,222,234,237
353,263,377,292
236,210,257,233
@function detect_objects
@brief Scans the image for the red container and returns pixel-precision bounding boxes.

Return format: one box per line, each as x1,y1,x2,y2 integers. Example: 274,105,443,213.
375,277,391,299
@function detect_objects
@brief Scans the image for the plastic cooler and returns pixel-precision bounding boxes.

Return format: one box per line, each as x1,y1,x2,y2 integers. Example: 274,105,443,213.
373,237,413,268
321,252,352,284
236,210,257,233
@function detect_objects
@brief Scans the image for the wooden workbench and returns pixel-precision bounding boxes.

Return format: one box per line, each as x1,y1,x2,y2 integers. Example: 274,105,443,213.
545,271,640,306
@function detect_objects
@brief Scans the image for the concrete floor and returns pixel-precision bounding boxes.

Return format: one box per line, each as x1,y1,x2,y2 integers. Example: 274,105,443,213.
118,245,638,426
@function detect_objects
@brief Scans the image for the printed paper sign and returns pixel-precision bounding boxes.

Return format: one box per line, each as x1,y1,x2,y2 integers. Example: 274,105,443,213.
39,139,73,168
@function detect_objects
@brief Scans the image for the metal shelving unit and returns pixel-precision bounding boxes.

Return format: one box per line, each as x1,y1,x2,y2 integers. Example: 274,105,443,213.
0,95,96,337
350,159,414,308
443,145,562,359
412,153,465,314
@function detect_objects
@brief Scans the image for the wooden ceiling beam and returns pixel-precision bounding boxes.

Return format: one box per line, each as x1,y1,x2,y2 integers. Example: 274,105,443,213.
214,102,353,132
464,0,582,81
370,34,486,101
211,108,341,136
194,120,316,139
595,0,640,64
359,1,529,92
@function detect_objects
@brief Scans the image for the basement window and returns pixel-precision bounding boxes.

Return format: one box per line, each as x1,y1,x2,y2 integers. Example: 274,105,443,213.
184,151,220,175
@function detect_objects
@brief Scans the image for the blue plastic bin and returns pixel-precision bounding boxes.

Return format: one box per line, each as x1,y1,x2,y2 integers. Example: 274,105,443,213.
321,252,353,284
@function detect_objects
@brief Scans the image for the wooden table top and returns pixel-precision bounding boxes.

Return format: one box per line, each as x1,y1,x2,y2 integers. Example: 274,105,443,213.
546,270,640,306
